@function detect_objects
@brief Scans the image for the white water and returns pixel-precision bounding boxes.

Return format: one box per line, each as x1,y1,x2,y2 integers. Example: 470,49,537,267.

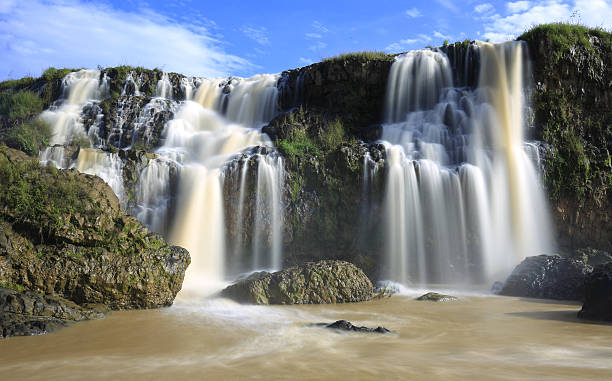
155,72,173,99
381,42,554,286
136,73,284,296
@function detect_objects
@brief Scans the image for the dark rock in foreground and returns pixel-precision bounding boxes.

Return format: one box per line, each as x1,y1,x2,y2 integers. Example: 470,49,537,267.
221,260,373,305
0,287,105,338
416,292,459,302
499,255,592,301
578,263,612,321
319,320,390,334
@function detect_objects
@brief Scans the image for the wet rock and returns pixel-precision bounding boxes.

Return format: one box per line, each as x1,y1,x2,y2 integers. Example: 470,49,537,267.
220,260,373,305
322,320,390,334
0,287,105,338
499,255,592,301
578,262,612,321
416,292,459,302
0,147,191,310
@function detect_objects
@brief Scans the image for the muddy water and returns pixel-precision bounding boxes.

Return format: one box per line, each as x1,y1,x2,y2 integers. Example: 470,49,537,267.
1,291,611,380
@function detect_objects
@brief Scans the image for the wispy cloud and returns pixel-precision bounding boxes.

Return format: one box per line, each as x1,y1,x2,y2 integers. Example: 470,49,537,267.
0,0,251,79
240,25,270,45
405,8,423,18
482,0,612,42
506,1,531,13
433,31,451,40
311,20,329,33
298,57,314,65
385,38,420,53
305,33,322,39
474,3,494,14
309,41,327,51
434,0,459,13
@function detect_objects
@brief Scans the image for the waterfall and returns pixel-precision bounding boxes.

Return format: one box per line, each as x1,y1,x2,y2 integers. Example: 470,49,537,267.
381,42,554,286
75,148,126,202
155,72,173,99
135,74,284,295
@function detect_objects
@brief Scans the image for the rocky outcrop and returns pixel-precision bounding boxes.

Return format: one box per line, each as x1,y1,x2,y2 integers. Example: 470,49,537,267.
578,262,612,321
317,320,390,334
499,255,592,300
0,147,190,336
416,292,459,302
0,287,105,338
220,260,373,305
519,25,612,253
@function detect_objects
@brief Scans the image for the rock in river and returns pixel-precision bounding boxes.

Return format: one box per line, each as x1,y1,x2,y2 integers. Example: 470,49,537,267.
499,255,592,301
416,292,459,302
220,260,373,304
578,262,612,321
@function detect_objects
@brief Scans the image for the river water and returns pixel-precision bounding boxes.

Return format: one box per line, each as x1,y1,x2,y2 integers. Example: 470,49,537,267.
2,291,611,380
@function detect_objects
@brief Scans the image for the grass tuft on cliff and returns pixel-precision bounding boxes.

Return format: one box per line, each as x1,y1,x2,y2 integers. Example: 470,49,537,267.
322,51,393,63
0,91,44,119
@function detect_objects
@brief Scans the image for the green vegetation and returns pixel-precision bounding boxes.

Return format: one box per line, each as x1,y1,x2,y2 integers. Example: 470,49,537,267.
4,119,51,156
519,23,611,204
322,51,392,63
0,91,44,119
0,77,37,93
41,67,80,82
0,150,91,233
0,281,26,292
278,126,321,160
70,134,91,148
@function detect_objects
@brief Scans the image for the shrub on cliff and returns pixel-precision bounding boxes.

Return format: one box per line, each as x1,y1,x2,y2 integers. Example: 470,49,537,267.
3,119,51,156
0,91,43,119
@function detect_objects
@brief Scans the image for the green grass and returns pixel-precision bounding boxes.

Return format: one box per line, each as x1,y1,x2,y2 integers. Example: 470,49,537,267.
0,77,38,93
4,119,52,156
0,91,44,119
322,51,392,63
41,67,80,82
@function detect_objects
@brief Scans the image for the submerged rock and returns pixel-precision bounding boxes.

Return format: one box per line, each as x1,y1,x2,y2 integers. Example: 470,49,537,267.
578,263,612,321
416,292,459,302
499,255,592,301
0,287,105,338
320,320,390,334
221,260,373,305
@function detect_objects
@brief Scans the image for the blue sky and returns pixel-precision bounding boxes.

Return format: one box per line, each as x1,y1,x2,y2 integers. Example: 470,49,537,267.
0,0,610,80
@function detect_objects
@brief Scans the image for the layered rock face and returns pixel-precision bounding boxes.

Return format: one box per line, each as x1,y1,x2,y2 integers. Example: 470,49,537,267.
0,147,190,336
220,260,373,305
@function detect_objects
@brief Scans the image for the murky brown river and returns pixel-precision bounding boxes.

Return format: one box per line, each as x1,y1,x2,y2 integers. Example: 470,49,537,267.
1,289,611,380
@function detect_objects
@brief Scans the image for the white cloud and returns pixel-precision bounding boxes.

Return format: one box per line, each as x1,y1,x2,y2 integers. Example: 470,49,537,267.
298,57,314,65
482,0,612,42
385,38,419,53
309,41,327,51
433,31,451,40
0,0,251,79
434,0,459,12
311,20,328,33
240,25,270,45
506,1,531,13
475,3,494,13
418,34,433,42
405,8,423,18
305,33,322,39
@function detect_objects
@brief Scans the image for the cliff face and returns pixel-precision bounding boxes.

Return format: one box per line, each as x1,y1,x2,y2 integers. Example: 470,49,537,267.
519,24,612,252
0,24,609,288
0,147,189,318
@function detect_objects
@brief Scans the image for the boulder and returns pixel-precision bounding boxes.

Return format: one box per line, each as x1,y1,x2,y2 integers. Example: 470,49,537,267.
499,255,592,300
319,320,390,334
0,287,105,338
578,263,612,321
220,260,373,305
416,292,459,302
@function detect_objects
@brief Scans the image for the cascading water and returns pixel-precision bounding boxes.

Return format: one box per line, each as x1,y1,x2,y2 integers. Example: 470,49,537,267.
381,42,554,286
155,72,173,99
135,73,284,295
